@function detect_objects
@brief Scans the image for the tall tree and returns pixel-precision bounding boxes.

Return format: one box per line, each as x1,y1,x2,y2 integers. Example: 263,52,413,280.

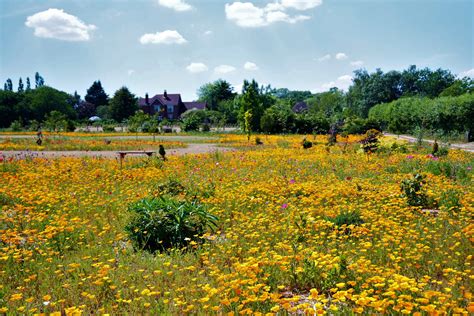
197,79,236,110
18,78,24,93
109,87,138,122
5,79,13,91
35,72,45,88
236,79,275,131
85,80,108,108
26,77,31,91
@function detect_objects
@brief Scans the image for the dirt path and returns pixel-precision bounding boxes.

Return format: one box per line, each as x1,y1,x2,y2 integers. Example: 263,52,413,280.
384,133,474,153
0,143,234,159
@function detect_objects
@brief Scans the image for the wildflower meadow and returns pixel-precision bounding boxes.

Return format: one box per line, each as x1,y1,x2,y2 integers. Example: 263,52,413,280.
0,134,472,315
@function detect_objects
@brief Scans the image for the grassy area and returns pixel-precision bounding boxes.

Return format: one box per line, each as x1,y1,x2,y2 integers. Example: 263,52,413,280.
0,135,473,314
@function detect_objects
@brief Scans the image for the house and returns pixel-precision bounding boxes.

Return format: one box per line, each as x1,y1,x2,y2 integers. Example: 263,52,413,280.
138,90,207,120
292,101,308,113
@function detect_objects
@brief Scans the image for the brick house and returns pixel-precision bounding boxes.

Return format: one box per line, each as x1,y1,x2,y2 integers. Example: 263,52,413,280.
138,90,207,120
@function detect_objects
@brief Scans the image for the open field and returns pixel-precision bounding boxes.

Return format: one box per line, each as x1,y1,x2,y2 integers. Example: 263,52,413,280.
1,135,473,315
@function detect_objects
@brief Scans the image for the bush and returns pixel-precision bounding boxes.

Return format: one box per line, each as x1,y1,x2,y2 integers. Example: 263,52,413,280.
400,173,434,208
343,117,381,135
327,210,364,234
201,123,210,132
360,129,382,153
125,196,218,252
302,138,313,149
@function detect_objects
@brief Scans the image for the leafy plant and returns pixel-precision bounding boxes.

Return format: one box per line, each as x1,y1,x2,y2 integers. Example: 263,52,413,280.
125,196,218,252
327,210,364,234
360,129,382,153
302,138,313,149
400,173,432,208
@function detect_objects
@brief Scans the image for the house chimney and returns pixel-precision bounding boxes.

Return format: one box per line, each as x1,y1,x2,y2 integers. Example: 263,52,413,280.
145,93,149,105
164,90,168,99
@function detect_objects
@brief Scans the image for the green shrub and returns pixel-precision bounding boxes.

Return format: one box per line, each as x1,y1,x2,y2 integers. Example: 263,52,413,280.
328,210,364,228
302,138,313,149
201,123,210,132
125,196,218,252
154,178,186,196
360,129,382,153
400,173,434,208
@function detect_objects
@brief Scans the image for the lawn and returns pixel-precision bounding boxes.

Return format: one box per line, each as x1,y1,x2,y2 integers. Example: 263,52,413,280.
0,135,472,315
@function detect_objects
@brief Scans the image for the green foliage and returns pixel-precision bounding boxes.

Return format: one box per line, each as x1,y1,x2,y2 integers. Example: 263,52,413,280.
237,79,275,132
369,93,474,135
343,117,381,135
293,113,329,134
260,103,295,133
109,87,138,122
328,210,364,228
400,173,430,208
197,79,235,110
360,129,382,153
9,119,23,132
44,111,68,132
244,110,252,141
302,138,312,149
85,80,108,108
125,196,218,252
255,137,263,145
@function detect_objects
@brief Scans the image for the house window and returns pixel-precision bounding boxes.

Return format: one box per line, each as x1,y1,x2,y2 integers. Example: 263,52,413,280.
167,105,174,113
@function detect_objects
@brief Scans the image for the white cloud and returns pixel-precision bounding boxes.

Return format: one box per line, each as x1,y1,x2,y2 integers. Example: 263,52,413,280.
215,65,237,74
127,69,135,76
350,60,364,67
244,61,259,71
186,62,208,73
459,68,474,78
158,0,193,11
25,8,96,41
335,52,348,60
317,74,352,92
139,30,187,44
204,30,213,35
317,54,331,62
225,1,314,28
281,0,323,10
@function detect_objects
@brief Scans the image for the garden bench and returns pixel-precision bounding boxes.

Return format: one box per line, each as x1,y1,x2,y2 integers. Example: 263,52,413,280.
117,151,155,168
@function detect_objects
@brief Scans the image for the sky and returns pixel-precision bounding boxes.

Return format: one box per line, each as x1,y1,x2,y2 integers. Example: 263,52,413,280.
0,0,473,101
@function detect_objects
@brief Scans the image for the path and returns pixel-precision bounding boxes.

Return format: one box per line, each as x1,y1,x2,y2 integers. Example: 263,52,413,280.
0,143,233,159
384,133,474,153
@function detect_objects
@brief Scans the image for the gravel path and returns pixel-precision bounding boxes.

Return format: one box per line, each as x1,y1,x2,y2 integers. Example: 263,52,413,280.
384,133,474,153
0,143,234,160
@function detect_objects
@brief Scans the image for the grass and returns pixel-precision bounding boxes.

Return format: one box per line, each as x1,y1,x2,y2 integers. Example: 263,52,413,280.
0,134,472,315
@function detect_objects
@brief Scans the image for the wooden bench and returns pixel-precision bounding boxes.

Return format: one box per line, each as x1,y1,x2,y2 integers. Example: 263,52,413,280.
117,151,155,168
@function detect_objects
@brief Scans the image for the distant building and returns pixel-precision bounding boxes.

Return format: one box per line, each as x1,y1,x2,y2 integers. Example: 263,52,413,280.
138,90,207,120
292,101,308,113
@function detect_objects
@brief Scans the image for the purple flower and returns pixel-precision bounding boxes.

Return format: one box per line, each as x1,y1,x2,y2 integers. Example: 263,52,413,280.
406,155,414,159
281,203,288,209
289,179,295,184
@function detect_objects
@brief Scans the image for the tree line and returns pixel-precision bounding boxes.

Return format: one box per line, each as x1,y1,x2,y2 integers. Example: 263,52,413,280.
1,65,473,137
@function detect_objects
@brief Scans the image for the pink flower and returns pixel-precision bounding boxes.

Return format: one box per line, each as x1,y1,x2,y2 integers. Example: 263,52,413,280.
289,179,295,184
406,155,414,159
281,203,288,209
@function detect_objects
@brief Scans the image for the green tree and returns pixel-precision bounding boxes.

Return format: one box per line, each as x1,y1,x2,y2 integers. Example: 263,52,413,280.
5,79,13,91
260,102,295,134
0,90,22,127
85,80,109,109
26,77,31,91
237,79,275,131
35,72,44,88
18,86,76,122
197,79,236,110
18,78,24,93
244,110,252,141
44,110,68,132
109,87,138,122
439,77,474,97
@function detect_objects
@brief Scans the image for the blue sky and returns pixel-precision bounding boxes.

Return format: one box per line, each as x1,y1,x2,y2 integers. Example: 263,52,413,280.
0,0,472,100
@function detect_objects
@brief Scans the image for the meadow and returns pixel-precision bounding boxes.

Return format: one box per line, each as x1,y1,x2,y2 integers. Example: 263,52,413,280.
0,134,473,315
